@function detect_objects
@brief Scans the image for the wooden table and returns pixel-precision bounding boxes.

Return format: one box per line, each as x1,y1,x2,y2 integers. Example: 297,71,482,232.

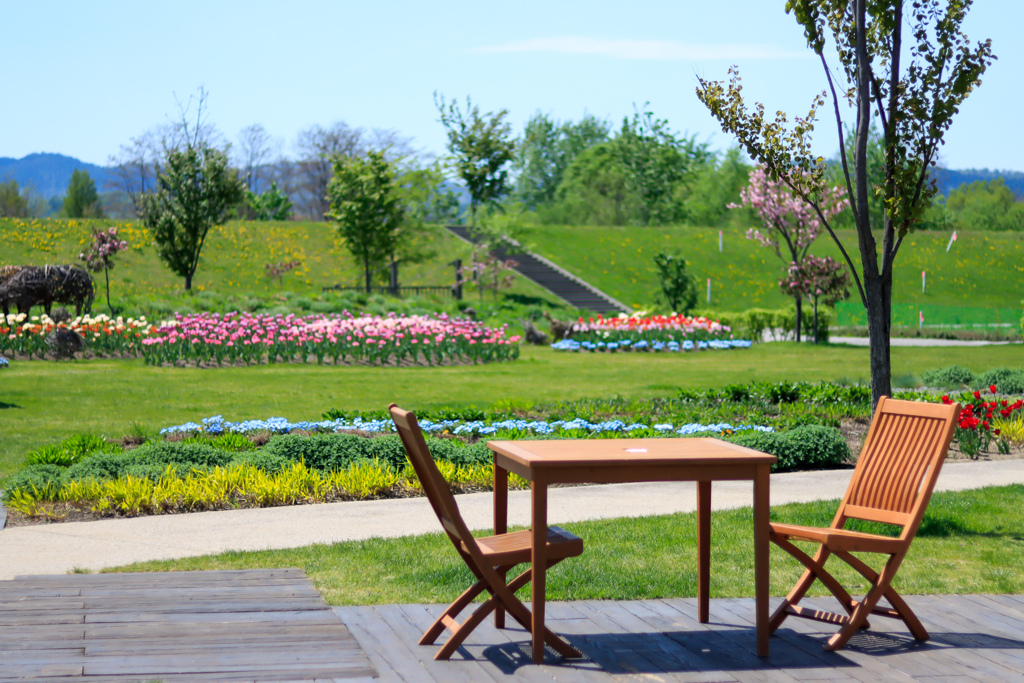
488,437,776,663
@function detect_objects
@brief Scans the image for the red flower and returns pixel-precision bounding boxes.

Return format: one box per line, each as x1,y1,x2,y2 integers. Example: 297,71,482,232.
990,385,998,394
973,390,982,400
941,395,951,404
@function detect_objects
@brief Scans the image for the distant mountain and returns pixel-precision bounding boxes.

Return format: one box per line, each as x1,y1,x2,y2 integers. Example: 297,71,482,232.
932,167,1024,199
0,153,118,199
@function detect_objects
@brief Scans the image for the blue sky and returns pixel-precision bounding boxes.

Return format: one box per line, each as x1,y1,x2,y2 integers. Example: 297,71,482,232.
3,0,1021,171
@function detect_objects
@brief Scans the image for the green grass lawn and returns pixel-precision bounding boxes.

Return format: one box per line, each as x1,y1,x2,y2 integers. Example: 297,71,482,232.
526,224,1024,312
4,218,1024,315
3,343,1023,478
108,485,1024,604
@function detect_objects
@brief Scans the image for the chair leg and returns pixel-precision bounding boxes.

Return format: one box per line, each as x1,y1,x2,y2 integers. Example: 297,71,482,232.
835,550,928,641
769,539,859,634
421,577,491,645
824,555,904,651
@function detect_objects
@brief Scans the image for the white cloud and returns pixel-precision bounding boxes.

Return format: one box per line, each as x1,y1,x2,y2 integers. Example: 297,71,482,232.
470,36,810,61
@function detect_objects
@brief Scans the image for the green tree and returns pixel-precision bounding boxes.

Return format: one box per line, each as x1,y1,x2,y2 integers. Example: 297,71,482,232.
327,150,405,292
0,180,29,217
513,112,610,208
64,169,103,218
616,107,712,226
697,0,993,407
551,143,630,225
653,251,698,314
138,145,245,291
677,146,752,226
942,178,1024,231
247,182,293,220
435,94,515,225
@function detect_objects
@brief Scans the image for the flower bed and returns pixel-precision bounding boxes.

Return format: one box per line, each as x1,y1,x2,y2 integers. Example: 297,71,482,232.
160,414,773,439
552,338,752,352
1,313,155,358
140,311,520,367
571,313,737,343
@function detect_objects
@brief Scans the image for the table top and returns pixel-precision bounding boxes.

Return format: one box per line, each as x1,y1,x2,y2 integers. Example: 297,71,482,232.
487,437,777,470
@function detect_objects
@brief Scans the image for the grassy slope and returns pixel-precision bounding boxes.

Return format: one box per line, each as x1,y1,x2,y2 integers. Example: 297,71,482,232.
3,343,1023,478
0,217,561,307
526,224,1024,312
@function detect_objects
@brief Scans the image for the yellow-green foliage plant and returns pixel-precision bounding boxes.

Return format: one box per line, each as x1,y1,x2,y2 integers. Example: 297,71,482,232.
5,460,529,521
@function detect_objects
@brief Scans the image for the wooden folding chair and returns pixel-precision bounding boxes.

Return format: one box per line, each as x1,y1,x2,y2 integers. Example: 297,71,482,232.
389,404,585,660
769,396,960,651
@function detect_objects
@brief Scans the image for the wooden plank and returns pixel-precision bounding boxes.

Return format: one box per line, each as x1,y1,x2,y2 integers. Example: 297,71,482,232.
333,605,436,683
83,607,338,625
402,603,564,682
373,603,502,683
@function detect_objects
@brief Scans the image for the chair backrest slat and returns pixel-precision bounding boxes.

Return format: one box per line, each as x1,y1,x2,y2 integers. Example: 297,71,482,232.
840,397,959,530
389,404,473,547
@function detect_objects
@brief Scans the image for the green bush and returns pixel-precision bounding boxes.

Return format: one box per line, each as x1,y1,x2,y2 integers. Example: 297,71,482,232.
3,464,65,499
921,365,977,388
976,367,1024,395
131,441,232,468
730,425,850,473
263,433,374,472
229,450,292,475
25,444,79,468
64,451,140,482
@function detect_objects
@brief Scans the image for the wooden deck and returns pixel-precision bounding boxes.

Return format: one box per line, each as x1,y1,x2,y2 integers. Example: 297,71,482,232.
0,569,376,682
336,595,1024,682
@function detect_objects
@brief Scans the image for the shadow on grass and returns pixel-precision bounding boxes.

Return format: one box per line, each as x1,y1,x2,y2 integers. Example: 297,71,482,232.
0,402,20,410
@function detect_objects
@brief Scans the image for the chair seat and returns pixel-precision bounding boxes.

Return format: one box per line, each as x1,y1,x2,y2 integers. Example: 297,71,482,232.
465,526,584,566
770,522,904,554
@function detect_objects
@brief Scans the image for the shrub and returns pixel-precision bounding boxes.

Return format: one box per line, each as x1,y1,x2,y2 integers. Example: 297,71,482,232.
921,365,976,388
229,450,291,475
976,368,1024,395
63,434,116,460
25,444,79,468
130,441,232,468
263,433,373,472
64,451,141,482
730,425,849,473
3,464,66,499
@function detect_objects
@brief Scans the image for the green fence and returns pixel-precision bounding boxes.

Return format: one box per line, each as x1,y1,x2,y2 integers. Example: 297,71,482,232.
836,302,1022,329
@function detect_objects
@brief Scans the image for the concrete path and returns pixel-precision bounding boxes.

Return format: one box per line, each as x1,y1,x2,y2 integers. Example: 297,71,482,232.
830,336,1020,347
3,458,1023,580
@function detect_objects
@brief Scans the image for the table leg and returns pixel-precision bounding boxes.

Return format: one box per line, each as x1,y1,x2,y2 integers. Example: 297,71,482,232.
697,480,711,623
493,462,508,629
753,464,771,657
531,475,548,664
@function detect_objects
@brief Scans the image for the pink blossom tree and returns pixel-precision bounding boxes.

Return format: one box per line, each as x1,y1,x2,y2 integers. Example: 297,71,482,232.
79,227,129,314
731,166,848,341
783,255,851,343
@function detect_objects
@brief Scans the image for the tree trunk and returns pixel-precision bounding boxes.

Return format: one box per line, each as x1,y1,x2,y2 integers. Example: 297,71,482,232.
104,268,113,314
794,297,802,343
184,272,192,291
364,259,372,294
864,271,893,409
812,296,819,345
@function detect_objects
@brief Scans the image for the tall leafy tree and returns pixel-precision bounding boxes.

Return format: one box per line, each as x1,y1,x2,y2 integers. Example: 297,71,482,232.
64,169,103,218
0,180,29,217
327,150,405,292
435,94,515,225
138,144,245,291
513,112,610,208
697,0,994,407
616,107,712,226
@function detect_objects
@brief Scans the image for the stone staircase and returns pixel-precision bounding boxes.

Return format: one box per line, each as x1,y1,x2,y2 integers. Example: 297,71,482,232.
445,225,629,315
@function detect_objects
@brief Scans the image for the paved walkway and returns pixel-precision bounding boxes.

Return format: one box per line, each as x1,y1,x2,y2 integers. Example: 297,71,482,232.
830,336,1020,347
3,459,1023,580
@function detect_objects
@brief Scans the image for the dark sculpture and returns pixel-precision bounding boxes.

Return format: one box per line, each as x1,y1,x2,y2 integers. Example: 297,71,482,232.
0,265,95,317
